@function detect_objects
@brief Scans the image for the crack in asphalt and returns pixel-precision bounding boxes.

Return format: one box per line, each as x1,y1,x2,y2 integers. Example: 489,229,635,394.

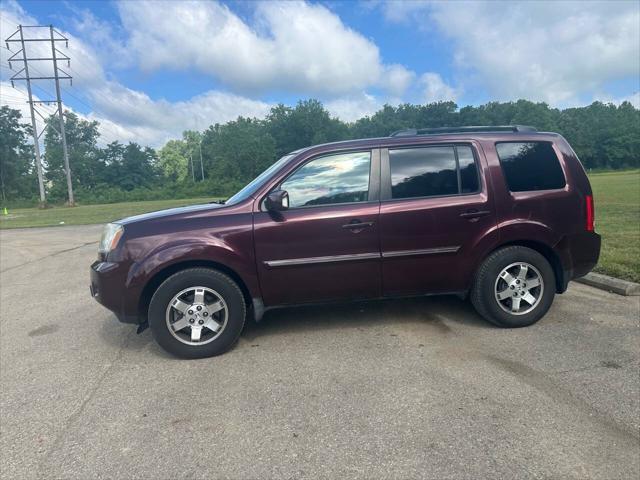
0,241,98,273
35,329,135,478
485,354,640,445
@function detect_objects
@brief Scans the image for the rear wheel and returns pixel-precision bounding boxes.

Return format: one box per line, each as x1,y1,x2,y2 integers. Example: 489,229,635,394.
471,246,556,328
148,268,246,358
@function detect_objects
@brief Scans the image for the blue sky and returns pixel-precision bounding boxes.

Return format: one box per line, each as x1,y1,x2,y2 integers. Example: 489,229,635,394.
1,0,638,147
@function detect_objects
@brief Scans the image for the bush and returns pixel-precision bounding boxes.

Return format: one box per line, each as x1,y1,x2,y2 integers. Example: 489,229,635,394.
8,178,244,208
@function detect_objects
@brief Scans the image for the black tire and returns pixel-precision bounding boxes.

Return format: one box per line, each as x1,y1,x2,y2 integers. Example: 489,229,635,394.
470,246,556,328
148,268,246,358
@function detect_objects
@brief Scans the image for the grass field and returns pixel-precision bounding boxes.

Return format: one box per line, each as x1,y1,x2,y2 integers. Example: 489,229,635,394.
1,170,638,282
589,169,640,282
0,197,214,229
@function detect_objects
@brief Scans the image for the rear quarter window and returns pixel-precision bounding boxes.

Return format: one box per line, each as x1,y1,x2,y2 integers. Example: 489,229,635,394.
496,142,566,192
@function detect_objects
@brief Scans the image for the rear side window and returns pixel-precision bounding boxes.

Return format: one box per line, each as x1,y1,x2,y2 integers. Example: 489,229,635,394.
457,146,480,193
389,145,480,199
496,142,566,192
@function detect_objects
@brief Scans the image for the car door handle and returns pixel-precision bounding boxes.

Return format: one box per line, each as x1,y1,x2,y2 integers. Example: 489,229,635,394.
459,209,491,219
342,220,374,229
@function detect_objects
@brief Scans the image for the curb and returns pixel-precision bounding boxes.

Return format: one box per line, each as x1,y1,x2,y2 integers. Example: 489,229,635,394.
575,272,640,296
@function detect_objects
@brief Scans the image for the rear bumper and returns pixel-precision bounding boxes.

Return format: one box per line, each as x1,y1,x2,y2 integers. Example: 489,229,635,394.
556,231,601,291
90,261,140,324
569,231,601,279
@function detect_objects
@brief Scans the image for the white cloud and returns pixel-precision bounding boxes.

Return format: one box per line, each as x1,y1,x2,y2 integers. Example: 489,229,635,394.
116,0,412,97
420,72,459,103
0,0,272,147
378,0,640,106
595,91,640,109
86,83,271,146
1,0,419,146
381,64,415,97
325,93,384,122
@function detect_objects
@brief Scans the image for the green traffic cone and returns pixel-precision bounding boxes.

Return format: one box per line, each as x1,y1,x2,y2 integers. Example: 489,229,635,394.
2,207,7,216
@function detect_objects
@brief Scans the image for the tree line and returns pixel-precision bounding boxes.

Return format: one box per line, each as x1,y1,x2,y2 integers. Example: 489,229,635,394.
1,99,638,206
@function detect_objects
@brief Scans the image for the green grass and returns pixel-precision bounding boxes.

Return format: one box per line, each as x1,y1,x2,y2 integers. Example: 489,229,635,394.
589,169,640,283
1,169,638,282
0,197,215,229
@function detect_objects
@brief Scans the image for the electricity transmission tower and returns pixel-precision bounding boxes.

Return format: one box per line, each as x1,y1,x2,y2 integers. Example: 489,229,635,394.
5,25,74,206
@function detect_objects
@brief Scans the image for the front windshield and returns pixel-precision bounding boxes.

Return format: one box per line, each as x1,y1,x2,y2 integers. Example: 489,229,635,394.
225,154,294,205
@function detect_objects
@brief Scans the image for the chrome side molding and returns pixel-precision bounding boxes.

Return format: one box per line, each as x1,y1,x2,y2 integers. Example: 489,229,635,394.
264,252,380,268
264,246,460,267
382,246,460,258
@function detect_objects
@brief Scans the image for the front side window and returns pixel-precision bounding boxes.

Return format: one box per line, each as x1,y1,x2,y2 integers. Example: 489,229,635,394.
496,142,566,192
281,151,371,208
389,145,480,199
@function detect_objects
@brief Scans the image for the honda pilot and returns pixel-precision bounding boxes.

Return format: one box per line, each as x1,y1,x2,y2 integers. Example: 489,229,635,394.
91,126,601,358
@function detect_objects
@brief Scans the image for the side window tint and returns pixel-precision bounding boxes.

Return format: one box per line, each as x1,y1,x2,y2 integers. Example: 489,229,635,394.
496,142,566,192
281,151,371,208
457,146,479,193
389,147,458,199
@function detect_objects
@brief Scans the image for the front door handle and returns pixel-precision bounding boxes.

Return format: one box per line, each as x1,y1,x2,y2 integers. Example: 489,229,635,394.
459,209,491,219
342,220,374,230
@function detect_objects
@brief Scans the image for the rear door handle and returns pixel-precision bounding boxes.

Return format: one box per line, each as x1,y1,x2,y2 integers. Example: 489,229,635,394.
342,220,374,229
459,210,491,219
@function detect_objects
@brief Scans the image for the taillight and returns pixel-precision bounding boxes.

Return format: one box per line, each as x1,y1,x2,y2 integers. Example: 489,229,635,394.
585,194,595,232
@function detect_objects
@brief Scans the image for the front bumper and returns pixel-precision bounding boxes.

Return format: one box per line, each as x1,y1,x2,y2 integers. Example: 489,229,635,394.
90,260,140,324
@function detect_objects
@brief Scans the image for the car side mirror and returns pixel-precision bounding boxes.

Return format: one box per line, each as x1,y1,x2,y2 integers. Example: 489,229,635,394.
265,189,289,211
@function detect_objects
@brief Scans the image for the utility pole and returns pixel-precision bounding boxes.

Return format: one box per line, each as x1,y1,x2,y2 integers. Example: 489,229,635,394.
12,26,46,207
5,24,74,206
49,26,73,206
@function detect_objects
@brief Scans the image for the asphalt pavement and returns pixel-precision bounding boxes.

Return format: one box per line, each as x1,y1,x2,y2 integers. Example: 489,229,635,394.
1,225,639,479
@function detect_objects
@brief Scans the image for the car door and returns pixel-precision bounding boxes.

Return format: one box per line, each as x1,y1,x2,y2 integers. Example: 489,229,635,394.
379,142,498,296
253,149,382,306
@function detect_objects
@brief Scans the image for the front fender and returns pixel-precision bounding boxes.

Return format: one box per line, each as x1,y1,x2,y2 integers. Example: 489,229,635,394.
126,240,261,300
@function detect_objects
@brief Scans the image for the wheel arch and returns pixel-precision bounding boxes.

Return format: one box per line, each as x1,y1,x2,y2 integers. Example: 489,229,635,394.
138,260,253,320
479,240,566,294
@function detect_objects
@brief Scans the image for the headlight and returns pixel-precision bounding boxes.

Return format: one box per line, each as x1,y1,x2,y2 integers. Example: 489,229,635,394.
99,223,124,254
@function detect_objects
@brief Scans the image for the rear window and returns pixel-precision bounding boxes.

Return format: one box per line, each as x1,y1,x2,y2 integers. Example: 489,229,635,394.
389,145,480,199
496,142,566,192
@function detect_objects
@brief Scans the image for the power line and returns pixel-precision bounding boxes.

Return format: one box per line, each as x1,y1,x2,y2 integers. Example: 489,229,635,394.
6,44,148,149
4,25,74,206
27,61,142,146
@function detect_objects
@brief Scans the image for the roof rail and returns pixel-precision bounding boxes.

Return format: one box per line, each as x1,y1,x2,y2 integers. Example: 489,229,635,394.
389,125,538,137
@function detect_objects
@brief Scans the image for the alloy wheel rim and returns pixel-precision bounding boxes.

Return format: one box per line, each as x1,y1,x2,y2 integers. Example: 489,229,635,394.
494,262,544,316
165,286,228,345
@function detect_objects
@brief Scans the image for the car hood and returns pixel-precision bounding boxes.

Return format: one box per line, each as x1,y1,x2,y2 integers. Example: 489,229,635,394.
117,202,225,225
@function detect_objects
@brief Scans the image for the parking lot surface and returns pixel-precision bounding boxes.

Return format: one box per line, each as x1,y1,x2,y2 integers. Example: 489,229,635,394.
1,225,639,479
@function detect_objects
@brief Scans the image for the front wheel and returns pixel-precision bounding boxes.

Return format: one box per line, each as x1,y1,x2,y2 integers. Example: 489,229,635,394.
148,268,246,358
471,246,556,328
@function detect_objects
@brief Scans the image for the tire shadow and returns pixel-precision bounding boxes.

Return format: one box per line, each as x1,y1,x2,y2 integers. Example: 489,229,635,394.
242,294,493,342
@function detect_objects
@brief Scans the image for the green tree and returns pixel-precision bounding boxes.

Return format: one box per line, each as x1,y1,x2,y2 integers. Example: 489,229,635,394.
352,101,459,138
158,139,189,182
267,99,349,157
44,111,101,200
202,117,276,184
98,142,158,190
120,143,157,190
0,106,35,202
3,97,638,206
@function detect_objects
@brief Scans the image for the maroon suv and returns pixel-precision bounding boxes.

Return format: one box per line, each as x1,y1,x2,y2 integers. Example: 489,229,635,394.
91,126,600,358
